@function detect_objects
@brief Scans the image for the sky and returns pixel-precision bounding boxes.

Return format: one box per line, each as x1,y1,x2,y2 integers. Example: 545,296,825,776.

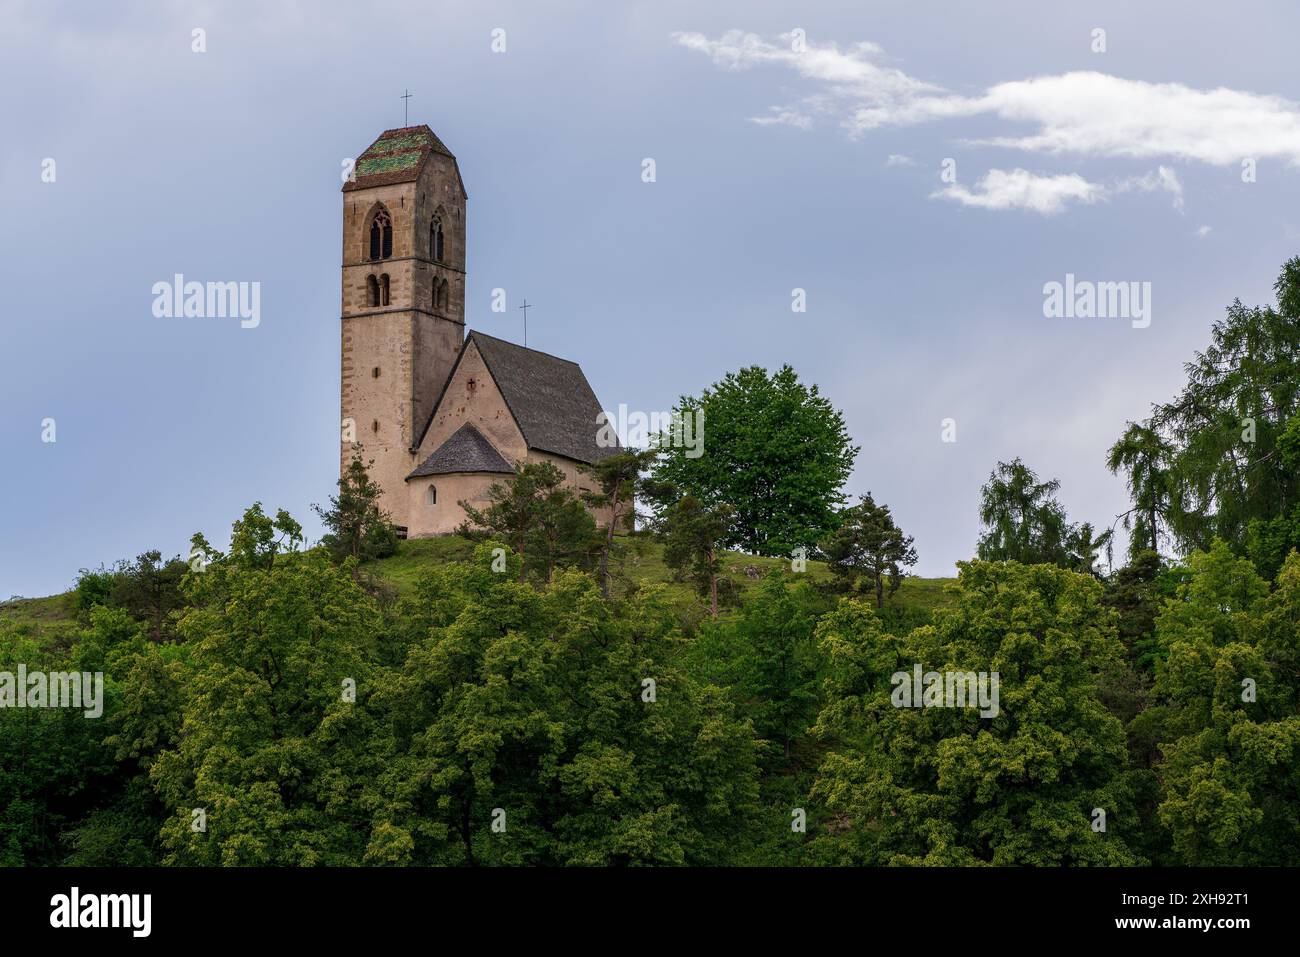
4,0,1300,597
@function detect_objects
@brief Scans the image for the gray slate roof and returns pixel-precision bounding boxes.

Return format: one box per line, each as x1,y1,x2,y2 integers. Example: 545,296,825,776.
411,331,619,466
408,422,514,479
469,332,619,465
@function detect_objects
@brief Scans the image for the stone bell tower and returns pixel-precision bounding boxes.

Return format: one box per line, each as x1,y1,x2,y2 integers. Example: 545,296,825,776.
340,125,468,530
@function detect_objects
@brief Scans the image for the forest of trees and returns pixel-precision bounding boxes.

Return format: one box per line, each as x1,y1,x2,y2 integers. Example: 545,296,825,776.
2,259,1298,867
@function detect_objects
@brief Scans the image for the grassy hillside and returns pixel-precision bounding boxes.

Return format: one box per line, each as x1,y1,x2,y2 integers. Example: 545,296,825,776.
4,536,959,637
0,592,76,629
369,534,958,621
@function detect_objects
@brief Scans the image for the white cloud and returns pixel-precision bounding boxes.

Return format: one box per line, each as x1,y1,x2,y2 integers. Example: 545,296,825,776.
671,30,943,135
1115,165,1185,210
751,107,813,129
671,30,935,100
963,73,1300,165
934,165,1187,215
933,169,1105,215
1196,225,1213,237
676,32,1300,167
886,153,915,166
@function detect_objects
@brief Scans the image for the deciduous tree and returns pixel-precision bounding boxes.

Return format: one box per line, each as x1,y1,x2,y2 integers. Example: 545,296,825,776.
651,366,857,556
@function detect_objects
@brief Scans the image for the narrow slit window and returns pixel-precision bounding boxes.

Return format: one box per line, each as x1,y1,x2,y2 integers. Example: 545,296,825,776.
431,216,445,262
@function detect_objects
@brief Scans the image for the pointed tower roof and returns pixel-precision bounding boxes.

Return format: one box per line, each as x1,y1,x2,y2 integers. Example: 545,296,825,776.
343,125,467,196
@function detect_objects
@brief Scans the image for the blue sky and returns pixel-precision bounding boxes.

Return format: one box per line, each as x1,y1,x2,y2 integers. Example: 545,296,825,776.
5,0,1300,597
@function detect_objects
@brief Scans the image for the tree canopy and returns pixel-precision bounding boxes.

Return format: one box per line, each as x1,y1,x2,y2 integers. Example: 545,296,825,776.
650,365,858,557
1108,257,1300,562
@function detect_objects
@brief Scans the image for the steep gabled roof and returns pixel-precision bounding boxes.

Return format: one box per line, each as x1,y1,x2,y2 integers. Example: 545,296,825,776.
468,332,618,465
411,331,619,466
407,422,514,480
342,125,467,195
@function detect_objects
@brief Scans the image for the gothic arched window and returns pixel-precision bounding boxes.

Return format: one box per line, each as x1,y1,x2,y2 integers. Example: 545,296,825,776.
426,485,437,505
367,275,380,307
369,208,393,261
431,216,445,262
380,274,391,307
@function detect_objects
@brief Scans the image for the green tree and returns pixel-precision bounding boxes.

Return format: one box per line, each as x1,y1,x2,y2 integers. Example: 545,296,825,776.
1101,549,1170,674
363,562,762,865
660,494,733,619
1065,522,1114,579
459,461,596,584
0,604,152,865
977,458,1094,568
314,454,399,563
73,551,189,641
1244,411,1300,579
808,561,1144,865
1108,258,1300,558
688,574,823,763
1146,542,1300,865
0,624,114,864
1106,422,1174,561
580,448,657,598
1246,502,1300,582
148,505,381,865
650,366,858,556
819,493,918,607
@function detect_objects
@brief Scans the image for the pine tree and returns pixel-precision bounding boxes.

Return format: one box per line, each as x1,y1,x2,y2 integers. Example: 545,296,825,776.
580,448,657,597
660,494,733,619
819,492,917,607
460,461,595,584
313,455,398,563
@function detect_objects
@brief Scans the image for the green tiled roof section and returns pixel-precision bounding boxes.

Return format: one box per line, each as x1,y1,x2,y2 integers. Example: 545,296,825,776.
370,132,430,153
356,151,422,177
345,126,459,191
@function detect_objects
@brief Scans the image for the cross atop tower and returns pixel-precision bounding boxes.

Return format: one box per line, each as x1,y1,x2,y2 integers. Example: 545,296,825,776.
401,89,412,126
338,124,467,530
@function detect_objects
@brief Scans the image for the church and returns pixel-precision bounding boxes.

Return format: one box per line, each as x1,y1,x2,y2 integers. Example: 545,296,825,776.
340,125,616,537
